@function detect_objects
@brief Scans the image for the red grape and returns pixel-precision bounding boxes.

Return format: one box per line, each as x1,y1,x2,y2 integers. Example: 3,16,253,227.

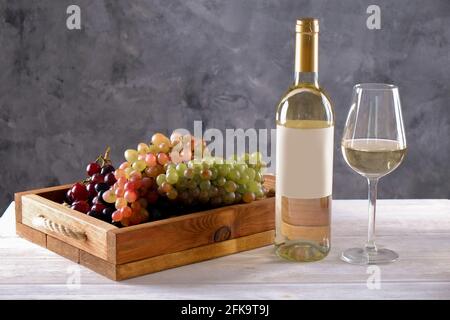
71,183,88,201
71,201,90,214
91,173,104,184
101,165,115,175
66,189,74,204
104,172,117,186
86,162,101,176
86,183,97,199
91,203,106,213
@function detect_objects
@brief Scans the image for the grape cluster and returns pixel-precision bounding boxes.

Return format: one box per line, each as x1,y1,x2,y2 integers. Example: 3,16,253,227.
100,132,267,227
65,149,118,223
155,155,266,208
66,132,268,227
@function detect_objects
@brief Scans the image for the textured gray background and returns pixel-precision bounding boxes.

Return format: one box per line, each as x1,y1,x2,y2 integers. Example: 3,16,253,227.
1,0,449,214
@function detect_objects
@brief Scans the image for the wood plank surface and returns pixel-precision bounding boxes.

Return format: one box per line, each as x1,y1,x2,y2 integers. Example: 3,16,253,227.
1,199,449,299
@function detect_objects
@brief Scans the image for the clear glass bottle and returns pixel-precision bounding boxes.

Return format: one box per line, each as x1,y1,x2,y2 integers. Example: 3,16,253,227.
275,18,334,262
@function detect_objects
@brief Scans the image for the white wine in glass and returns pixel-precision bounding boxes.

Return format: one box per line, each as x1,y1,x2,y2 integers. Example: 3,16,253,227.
341,83,407,265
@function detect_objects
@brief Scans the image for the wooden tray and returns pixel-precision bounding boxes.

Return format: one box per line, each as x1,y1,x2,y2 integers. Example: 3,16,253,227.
14,175,275,280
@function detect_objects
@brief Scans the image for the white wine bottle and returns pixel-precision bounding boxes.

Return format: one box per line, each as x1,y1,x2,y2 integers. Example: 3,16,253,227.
275,18,334,262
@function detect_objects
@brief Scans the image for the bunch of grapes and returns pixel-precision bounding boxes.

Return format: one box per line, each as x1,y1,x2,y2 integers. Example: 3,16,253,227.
155,154,267,208
101,131,267,227
65,148,118,223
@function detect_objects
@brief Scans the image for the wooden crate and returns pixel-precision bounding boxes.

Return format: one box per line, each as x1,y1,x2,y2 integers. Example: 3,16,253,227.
15,175,275,280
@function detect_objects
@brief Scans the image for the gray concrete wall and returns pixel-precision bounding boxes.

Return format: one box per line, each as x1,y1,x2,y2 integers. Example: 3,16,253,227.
1,0,449,213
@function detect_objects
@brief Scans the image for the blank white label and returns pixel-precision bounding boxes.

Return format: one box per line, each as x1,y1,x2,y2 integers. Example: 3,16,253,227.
276,125,334,199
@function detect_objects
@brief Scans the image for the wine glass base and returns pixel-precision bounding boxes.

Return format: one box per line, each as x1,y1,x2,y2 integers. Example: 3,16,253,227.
340,247,399,265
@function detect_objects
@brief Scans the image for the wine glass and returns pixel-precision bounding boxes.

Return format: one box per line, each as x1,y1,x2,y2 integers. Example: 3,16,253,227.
341,83,407,265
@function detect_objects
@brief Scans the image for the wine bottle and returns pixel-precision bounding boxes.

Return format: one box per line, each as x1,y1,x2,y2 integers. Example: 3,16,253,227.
275,18,334,262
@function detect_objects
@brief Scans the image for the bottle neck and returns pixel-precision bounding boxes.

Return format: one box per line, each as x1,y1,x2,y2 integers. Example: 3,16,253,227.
294,72,318,87
294,31,319,87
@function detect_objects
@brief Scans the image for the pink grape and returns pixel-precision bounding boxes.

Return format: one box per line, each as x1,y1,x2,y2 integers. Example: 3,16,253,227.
124,190,138,203
120,206,133,218
145,153,157,167
157,152,169,165
114,169,126,179
112,210,123,221
119,162,130,170
117,177,127,187
115,197,128,209
115,188,125,197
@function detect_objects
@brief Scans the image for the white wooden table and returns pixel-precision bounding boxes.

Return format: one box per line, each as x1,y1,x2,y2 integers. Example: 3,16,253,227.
1,200,449,299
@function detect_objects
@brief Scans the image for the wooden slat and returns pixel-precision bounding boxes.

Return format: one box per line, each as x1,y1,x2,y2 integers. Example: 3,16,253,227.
14,184,72,224
15,222,47,247
21,194,116,261
79,251,117,281
116,230,274,280
113,196,274,264
46,235,80,263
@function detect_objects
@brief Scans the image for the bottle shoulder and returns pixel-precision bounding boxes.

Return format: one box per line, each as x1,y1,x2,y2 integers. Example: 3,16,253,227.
278,83,332,106
276,83,334,126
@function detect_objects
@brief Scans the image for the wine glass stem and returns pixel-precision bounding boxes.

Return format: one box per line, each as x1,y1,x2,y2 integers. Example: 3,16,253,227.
366,178,379,252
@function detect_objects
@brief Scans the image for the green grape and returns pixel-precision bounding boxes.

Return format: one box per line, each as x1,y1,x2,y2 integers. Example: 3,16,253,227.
210,167,218,180
199,180,211,191
186,179,197,190
147,144,158,154
190,187,200,198
255,172,263,183
242,192,255,203
237,174,250,185
224,180,237,193
218,164,230,177
167,189,178,200
215,176,226,187
165,163,177,172
217,186,226,196
193,164,202,174
209,186,219,198
132,160,146,172
236,163,247,173
156,174,166,187
255,186,264,198
176,177,187,190
236,183,247,194
247,181,259,193
184,168,194,179
201,162,210,170
223,192,236,204
227,169,241,181
244,168,256,180
200,169,212,180
176,163,187,175
124,149,139,163
166,171,179,184
234,192,242,203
